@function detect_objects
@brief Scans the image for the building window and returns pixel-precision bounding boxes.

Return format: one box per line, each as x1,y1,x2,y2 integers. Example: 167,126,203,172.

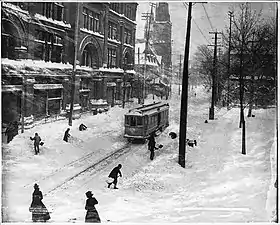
42,3,64,21
124,28,132,45
81,44,99,68
80,78,90,90
34,29,63,63
124,4,133,20
83,7,100,32
108,21,118,40
108,48,117,68
109,3,120,13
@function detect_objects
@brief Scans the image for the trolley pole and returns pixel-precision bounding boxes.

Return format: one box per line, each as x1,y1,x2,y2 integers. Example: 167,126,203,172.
178,2,192,168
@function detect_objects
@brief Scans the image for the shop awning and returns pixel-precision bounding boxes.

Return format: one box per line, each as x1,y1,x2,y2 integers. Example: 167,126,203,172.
34,84,63,90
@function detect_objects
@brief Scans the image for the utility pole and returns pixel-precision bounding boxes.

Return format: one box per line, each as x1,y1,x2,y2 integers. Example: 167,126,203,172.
141,3,156,104
178,54,182,95
68,3,80,126
208,31,221,120
239,14,246,155
178,2,192,168
122,70,126,108
275,6,278,223
227,11,233,110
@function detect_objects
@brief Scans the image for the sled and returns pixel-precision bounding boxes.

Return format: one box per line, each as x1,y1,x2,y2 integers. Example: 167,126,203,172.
106,177,114,184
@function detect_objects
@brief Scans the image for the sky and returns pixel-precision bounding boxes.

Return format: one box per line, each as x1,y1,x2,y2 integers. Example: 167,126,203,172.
135,1,277,66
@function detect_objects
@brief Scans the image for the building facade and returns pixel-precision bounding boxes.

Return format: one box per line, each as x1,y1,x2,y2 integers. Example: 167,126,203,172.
1,2,137,128
150,3,172,78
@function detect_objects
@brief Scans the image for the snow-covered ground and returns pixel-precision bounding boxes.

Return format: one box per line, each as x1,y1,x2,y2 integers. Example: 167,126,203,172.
2,85,277,223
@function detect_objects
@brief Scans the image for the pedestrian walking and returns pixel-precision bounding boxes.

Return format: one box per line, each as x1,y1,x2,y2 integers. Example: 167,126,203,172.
107,164,122,189
85,191,101,223
79,123,87,131
63,128,71,142
148,132,156,160
29,183,50,222
30,133,42,155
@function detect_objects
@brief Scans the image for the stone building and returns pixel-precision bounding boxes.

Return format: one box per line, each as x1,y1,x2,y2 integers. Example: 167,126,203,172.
1,2,138,129
134,39,169,99
150,3,172,78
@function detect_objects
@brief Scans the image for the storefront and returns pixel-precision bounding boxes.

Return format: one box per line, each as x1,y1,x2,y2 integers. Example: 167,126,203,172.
33,83,63,118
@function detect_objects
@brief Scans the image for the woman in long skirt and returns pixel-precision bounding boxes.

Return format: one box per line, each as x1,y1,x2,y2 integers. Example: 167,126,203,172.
29,183,50,222
85,191,101,223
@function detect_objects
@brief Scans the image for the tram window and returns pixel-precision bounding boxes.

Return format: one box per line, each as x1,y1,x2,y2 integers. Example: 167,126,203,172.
137,117,143,126
130,117,137,126
125,116,129,125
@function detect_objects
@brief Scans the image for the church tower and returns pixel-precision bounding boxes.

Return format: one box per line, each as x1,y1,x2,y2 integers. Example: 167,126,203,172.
151,3,172,76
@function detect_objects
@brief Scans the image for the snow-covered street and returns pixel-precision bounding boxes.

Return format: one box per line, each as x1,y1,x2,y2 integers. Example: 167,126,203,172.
2,85,276,223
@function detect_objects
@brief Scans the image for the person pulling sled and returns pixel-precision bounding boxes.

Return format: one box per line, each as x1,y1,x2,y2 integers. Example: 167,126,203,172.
107,164,122,189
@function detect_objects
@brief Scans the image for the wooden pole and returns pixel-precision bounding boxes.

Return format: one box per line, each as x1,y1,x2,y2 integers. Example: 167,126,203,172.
178,2,192,168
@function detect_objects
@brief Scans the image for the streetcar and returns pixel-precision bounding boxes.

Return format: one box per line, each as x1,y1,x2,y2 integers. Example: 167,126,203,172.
124,102,169,141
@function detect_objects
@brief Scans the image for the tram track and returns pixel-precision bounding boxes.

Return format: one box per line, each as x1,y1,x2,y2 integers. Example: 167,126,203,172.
45,142,134,196
23,130,124,189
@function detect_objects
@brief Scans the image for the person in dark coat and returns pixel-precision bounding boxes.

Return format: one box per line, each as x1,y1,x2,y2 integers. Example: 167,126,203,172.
148,132,156,160
63,128,71,142
107,164,122,189
30,133,42,155
29,183,50,222
5,121,18,143
85,191,101,223
79,123,87,131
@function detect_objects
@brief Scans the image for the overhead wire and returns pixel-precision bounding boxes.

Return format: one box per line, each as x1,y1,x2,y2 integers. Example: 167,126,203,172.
182,2,211,45
201,3,214,31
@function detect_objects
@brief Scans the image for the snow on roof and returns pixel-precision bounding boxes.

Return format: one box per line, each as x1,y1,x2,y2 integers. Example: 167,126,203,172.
125,70,136,74
124,43,134,49
109,9,137,25
1,58,94,72
2,2,29,15
34,13,71,28
99,67,124,73
108,38,121,45
2,2,31,22
80,28,104,38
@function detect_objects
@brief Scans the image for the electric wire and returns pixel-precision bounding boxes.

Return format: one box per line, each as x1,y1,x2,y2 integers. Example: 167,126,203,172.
201,3,214,31
182,2,211,45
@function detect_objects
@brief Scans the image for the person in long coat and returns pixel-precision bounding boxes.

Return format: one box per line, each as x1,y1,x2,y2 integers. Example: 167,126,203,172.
29,183,50,222
148,132,156,160
107,164,122,189
5,121,16,143
63,128,71,142
85,191,101,223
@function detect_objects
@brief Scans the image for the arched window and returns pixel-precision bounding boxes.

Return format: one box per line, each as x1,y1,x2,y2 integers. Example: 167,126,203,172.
1,21,21,59
81,44,99,68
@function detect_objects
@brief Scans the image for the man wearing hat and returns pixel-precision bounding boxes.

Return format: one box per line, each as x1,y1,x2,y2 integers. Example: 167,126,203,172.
107,164,122,189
